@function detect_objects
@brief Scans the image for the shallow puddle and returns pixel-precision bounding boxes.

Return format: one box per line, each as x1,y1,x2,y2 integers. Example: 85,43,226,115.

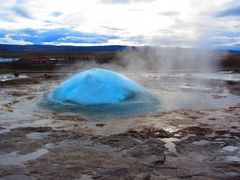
26,132,49,140
0,149,48,166
161,138,180,154
224,156,240,162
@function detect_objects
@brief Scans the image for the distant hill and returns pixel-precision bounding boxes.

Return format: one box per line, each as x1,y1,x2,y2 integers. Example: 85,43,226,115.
0,44,128,53
1,44,239,53
0,44,239,72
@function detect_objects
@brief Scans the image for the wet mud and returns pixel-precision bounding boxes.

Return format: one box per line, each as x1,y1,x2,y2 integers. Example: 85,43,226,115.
0,73,240,179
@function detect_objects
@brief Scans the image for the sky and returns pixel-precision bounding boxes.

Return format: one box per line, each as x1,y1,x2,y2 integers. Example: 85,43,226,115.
0,0,239,50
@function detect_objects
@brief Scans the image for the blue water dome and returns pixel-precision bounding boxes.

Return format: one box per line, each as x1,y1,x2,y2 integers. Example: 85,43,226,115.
48,68,143,105
43,68,159,118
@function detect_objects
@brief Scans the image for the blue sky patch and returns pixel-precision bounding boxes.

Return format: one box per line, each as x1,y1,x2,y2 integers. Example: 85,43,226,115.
51,12,63,17
0,28,118,45
12,5,31,18
217,5,240,17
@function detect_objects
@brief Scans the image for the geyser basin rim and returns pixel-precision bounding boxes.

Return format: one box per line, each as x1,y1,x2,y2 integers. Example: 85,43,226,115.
41,92,159,119
48,68,143,105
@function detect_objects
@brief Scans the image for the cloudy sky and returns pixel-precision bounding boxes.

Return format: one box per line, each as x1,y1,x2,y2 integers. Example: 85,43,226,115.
0,0,239,50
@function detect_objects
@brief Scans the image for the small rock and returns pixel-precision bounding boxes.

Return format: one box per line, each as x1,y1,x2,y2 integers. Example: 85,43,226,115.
136,173,151,180
96,123,106,127
0,127,5,130
225,171,239,177
140,155,165,166
192,140,210,146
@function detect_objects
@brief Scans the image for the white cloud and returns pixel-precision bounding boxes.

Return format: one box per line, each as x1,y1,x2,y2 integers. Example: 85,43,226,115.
0,0,239,48
0,35,32,45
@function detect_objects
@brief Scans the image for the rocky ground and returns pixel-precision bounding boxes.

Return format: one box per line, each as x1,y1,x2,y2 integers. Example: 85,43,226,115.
0,73,240,180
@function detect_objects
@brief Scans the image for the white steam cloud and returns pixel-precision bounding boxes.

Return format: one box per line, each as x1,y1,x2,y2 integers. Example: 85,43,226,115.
61,47,224,74
117,47,223,73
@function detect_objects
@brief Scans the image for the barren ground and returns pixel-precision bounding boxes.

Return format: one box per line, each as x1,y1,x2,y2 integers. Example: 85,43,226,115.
0,73,239,180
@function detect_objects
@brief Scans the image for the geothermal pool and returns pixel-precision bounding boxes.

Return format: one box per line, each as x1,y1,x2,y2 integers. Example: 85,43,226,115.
133,71,240,111
38,70,240,119
0,70,240,121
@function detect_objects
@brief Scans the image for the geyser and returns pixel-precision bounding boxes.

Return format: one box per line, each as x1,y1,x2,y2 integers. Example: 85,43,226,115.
48,68,143,105
42,68,159,118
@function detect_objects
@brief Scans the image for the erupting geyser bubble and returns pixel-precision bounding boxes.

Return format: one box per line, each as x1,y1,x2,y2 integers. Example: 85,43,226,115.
43,68,159,118
49,68,143,105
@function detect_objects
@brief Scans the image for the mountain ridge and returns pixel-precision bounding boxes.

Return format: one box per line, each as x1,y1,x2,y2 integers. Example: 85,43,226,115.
0,44,128,52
